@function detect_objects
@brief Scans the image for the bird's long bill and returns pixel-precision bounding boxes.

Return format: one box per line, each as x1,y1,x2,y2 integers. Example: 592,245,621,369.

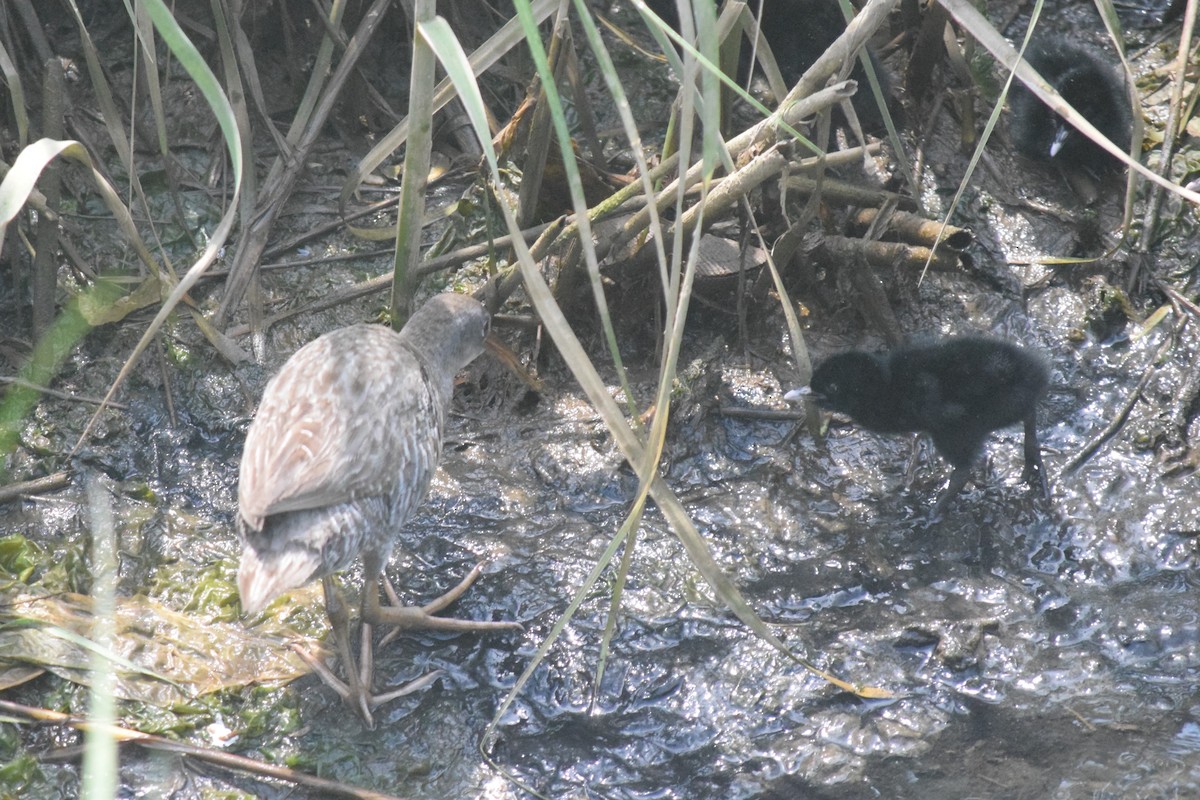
484,333,543,392
783,386,814,402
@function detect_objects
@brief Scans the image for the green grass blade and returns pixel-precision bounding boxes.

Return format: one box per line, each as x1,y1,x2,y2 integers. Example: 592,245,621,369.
71,0,246,455
424,11,889,716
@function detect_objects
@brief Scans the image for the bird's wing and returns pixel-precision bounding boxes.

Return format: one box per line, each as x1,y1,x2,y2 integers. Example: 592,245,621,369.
237,327,443,529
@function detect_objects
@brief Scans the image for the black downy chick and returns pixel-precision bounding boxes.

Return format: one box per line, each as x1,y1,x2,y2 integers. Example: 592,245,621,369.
784,337,1050,512
1009,37,1133,172
644,0,892,130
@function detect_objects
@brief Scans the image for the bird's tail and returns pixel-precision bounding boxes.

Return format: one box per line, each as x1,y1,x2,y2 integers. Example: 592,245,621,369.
237,544,322,616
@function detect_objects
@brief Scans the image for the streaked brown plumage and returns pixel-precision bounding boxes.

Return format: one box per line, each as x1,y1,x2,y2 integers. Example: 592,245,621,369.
236,292,519,724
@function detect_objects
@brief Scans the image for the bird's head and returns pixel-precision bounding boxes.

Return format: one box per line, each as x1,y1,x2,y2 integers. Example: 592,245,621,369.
402,292,491,372
787,351,884,417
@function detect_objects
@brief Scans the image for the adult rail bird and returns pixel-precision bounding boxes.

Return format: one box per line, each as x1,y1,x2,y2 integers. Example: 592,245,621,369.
237,292,520,725
785,336,1050,514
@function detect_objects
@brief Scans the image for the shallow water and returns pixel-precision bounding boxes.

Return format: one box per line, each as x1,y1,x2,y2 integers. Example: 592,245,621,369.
461,323,1200,800
303,312,1195,800
4,251,1198,800
16,292,1197,799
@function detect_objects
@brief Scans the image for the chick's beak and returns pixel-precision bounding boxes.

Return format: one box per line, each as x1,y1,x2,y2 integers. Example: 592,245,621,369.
1049,123,1071,157
783,386,813,403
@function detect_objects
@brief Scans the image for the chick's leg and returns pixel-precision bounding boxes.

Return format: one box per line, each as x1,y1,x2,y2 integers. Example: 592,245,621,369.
934,465,972,516
1022,412,1049,496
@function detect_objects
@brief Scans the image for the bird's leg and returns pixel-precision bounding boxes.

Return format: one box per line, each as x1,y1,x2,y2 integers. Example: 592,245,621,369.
363,555,523,634
1022,412,1050,496
286,576,374,725
934,465,972,516
902,434,924,489
290,575,443,728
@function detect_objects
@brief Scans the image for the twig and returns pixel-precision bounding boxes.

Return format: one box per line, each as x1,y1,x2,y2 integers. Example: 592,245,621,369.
851,208,973,250
0,471,73,504
1156,280,1200,321
0,378,127,409
1134,0,1198,286
1060,328,1180,475
215,0,394,325
223,222,556,339
783,176,919,211
719,406,805,421
816,235,964,272
0,699,406,800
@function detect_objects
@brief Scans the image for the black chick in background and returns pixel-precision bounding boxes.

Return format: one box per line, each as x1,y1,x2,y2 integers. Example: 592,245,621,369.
644,0,891,130
1009,36,1133,172
785,337,1050,513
